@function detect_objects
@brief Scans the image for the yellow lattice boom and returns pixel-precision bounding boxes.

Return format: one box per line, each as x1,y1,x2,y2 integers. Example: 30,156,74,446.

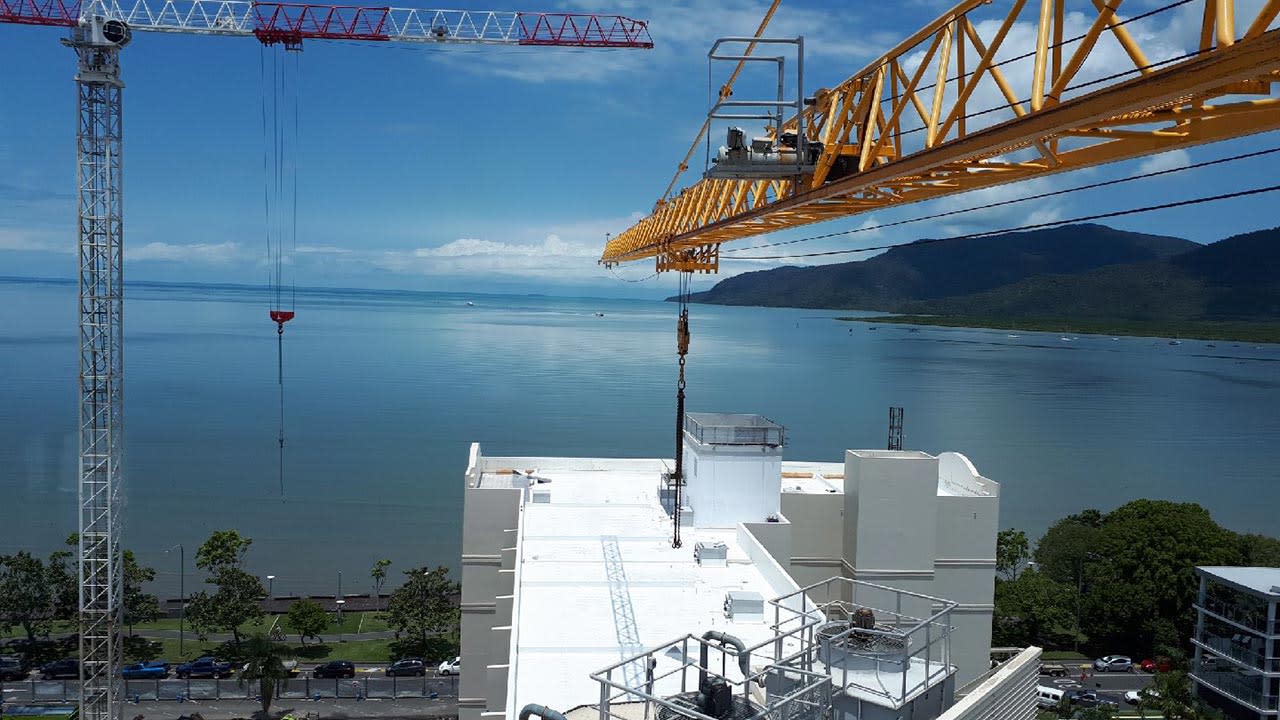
600,0,1280,272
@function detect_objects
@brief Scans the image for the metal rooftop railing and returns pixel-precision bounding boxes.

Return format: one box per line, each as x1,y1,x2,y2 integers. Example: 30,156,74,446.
684,413,785,448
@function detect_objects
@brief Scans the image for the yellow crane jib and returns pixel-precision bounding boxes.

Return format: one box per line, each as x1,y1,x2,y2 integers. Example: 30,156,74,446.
600,0,1280,272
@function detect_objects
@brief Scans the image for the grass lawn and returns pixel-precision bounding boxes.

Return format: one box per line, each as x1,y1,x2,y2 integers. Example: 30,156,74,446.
1041,650,1090,662
355,612,391,633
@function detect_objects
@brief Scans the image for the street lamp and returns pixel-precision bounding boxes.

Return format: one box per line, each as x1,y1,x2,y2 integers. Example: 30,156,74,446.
165,544,185,657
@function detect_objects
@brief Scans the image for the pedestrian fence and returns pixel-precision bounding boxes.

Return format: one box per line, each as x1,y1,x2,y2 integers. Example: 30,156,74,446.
1,675,459,703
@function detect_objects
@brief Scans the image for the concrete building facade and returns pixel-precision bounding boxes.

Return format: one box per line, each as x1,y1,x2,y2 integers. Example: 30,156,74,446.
780,450,999,687
458,414,1005,719
1192,566,1280,720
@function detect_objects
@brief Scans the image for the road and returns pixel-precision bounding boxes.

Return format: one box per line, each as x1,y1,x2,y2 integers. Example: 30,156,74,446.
1040,668,1156,706
129,697,456,719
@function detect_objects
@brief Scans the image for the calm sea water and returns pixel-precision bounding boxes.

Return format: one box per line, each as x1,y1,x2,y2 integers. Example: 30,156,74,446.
2,278,1277,597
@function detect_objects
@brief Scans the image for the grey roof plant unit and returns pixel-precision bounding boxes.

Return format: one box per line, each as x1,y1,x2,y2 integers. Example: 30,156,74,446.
723,591,764,620
695,540,728,567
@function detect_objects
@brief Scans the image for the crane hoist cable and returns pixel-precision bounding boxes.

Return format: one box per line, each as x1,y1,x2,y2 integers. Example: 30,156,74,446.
263,43,300,497
670,269,692,549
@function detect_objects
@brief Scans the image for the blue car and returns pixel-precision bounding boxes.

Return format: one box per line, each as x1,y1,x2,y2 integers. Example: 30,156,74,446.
121,661,170,679
175,656,232,679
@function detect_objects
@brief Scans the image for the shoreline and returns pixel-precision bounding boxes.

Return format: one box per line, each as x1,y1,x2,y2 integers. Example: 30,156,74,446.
836,314,1280,344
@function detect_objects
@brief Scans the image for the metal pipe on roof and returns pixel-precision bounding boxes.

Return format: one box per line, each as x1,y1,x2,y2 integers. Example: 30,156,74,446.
698,631,750,704
519,704,567,720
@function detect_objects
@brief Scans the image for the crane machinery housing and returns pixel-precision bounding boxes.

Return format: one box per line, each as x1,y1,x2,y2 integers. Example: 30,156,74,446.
0,5,651,720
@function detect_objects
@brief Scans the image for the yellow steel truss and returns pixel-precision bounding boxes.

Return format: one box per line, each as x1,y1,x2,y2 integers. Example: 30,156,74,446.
600,0,1280,271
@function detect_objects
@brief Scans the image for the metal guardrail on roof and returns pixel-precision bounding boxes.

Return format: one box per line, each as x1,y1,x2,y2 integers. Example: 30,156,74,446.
684,413,785,447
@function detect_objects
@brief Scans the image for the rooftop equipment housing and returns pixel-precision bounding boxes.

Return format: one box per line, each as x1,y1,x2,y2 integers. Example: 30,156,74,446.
682,413,785,528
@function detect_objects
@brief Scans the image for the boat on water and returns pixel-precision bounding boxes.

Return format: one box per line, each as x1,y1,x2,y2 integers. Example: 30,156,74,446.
466,301,475,307
1169,340,1182,346
1007,334,1020,339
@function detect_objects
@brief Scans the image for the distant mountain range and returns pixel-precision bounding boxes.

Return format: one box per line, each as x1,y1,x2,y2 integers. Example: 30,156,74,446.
676,224,1280,324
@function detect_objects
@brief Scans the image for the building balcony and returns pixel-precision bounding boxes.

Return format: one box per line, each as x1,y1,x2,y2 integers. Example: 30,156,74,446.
1194,632,1280,674
1193,670,1279,713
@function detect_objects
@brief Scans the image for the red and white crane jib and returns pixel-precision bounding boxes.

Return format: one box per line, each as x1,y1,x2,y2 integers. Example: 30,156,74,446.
0,0,654,48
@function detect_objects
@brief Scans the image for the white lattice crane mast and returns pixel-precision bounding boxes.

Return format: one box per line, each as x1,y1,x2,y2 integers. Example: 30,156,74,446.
0,5,651,720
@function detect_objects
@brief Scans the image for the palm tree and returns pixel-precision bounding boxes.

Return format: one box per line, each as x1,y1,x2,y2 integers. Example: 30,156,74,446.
239,633,292,716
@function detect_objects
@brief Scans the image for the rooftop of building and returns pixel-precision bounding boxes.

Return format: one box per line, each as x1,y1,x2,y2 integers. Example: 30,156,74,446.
478,456,796,716
474,451,961,717
1198,566,1280,597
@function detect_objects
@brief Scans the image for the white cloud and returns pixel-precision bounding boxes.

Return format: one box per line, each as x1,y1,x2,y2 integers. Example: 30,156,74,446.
1131,149,1191,177
295,245,353,255
126,241,249,264
438,0,884,84
412,234,596,259
0,230,73,254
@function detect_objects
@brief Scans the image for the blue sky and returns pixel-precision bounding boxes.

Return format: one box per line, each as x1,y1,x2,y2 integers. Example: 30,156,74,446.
2,0,1278,298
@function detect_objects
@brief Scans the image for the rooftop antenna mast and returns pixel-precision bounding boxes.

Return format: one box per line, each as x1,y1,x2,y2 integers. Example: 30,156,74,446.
888,406,904,451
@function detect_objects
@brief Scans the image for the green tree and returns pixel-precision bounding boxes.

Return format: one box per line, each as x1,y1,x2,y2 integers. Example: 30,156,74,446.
46,537,78,622
1238,532,1280,566
238,633,292,716
387,566,459,657
187,530,264,647
1083,500,1240,654
124,550,162,630
992,569,1077,647
1034,511,1103,586
996,529,1029,580
0,552,55,643
284,600,328,645
371,559,392,598
195,529,253,571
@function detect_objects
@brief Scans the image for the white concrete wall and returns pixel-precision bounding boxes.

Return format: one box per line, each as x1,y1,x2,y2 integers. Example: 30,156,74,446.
933,453,1000,689
459,444,524,720
845,451,939,619
780,449,1001,689
779,491,845,589
683,439,781,528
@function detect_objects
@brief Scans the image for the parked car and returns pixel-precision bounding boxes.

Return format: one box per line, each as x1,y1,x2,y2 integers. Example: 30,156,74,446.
1036,685,1066,709
1072,690,1119,709
1092,655,1133,672
385,659,426,677
312,660,356,679
0,656,30,681
175,656,232,679
1124,687,1161,705
240,660,300,678
437,657,461,676
1140,656,1173,673
40,659,80,680
1039,662,1068,677
121,661,170,680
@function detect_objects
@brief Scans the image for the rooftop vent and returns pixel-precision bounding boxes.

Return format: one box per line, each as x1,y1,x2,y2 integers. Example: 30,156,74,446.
723,590,764,620
695,540,728,567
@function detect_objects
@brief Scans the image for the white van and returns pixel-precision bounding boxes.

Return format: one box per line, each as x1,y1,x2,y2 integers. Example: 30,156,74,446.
1036,685,1065,709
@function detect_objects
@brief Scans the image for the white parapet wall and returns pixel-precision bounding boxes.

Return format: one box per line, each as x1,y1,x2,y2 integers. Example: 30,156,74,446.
939,647,1041,720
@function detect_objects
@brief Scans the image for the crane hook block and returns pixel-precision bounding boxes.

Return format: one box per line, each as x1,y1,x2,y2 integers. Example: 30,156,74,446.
676,312,690,356
270,310,296,325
